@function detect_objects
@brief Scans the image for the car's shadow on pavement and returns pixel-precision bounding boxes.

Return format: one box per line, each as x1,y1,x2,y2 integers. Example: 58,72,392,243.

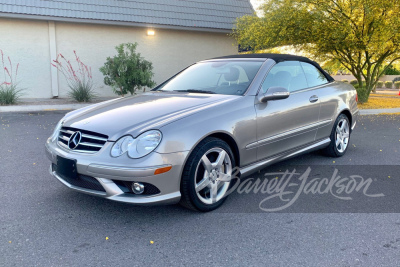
45,151,323,217
48,149,398,217
47,186,197,218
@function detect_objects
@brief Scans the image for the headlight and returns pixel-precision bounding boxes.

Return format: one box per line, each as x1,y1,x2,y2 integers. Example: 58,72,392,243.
111,130,162,158
128,130,162,158
50,120,63,142
110,136,135,157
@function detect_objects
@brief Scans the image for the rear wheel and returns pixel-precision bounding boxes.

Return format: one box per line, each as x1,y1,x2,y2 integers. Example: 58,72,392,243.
323,114,350,157
180,137,236,212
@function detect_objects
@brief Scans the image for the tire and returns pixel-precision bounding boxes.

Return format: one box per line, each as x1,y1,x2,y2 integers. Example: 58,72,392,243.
323,114,351,157
180,137,236,212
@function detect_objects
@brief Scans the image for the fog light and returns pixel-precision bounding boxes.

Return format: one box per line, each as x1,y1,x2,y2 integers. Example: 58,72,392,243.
132,182,144,194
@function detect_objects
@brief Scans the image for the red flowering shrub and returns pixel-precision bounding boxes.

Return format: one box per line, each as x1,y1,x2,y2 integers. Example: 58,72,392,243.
0,49,23,105
52,51,95,102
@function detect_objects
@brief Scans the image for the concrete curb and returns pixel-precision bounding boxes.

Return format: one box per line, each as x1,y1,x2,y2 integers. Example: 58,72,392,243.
359,108,400,115
0,103,91,113
1,103,400,115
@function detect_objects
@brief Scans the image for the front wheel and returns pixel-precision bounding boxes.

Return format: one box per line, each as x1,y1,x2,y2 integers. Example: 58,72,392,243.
180,137,236,212
323,114,351,157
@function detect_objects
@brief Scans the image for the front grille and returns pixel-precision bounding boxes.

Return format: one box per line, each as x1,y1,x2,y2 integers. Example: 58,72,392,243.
53,163,106,192
58,126,108,154
113,180,161,195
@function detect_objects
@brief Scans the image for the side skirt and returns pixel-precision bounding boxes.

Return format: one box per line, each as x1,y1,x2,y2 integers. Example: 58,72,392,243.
240,138,331,178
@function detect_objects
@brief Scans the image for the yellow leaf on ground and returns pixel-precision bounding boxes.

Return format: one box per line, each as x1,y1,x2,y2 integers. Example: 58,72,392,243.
358,97,400,109
150,240,154,244
106,237,109,240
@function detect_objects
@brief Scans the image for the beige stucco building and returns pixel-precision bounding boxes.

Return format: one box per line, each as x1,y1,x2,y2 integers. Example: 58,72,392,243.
0,0,254,98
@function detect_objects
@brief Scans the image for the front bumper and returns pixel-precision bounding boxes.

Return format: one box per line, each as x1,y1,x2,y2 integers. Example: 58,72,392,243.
45,138,188,205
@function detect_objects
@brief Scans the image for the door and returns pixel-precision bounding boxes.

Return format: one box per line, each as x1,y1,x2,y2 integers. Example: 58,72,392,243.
254,61,321,160
298,62,336,140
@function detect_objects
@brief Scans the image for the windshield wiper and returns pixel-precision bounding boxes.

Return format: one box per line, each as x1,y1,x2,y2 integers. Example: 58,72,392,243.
173,89,216,94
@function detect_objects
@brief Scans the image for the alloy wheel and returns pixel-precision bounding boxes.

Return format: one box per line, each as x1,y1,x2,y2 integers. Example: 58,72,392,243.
194,147,232,205
335,118,350,153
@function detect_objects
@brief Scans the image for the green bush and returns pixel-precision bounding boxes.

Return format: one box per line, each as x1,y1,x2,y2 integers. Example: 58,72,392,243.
383,65,400,75
100,42,156,96
385,81,393,89
353,81,367,89
377,81,384,88
350,80,358,85
341,79,349,83
395,81,400,89
0,84,23,105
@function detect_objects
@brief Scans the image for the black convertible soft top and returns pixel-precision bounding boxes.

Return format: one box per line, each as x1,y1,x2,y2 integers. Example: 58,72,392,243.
212,53,334,82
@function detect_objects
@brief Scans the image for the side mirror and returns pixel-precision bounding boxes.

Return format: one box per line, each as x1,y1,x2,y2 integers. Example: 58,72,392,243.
258,87,290,103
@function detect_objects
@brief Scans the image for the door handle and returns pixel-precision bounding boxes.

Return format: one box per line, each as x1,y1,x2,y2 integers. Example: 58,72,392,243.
309,95,319,103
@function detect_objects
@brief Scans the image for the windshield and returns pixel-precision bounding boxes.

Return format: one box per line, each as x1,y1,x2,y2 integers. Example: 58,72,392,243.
156,61,264,95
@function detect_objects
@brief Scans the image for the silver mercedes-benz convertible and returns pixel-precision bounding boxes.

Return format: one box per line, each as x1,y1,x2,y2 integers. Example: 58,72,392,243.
45,54,358,211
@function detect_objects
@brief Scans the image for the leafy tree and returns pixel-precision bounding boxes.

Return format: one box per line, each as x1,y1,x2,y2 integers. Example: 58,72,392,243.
233,0,400,102
100,43,155,96
322,59,345,75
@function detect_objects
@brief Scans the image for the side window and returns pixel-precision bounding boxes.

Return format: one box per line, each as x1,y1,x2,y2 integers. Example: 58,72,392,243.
261,61,308,93
300,62,328,87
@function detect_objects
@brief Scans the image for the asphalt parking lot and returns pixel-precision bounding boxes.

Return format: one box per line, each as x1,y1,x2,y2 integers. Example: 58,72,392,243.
1,111,400,266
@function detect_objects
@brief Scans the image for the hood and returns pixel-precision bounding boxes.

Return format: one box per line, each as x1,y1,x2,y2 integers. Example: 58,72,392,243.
63,92,238,141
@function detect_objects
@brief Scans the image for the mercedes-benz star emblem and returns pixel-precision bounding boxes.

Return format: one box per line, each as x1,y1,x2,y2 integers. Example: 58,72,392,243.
68,131,82,149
